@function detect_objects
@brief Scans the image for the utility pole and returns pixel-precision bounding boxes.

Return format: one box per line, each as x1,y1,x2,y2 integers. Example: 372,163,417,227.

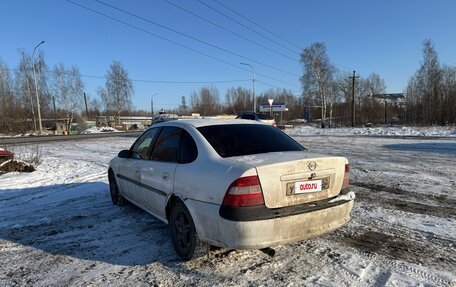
329,102,333,128
83,92,89,119
384,100,388,124
32,40,45,133
53,96,57,134
349,71,359,127
240,63,256,113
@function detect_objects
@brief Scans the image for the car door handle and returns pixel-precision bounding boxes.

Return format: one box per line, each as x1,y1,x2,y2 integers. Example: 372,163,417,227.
162,172,170,181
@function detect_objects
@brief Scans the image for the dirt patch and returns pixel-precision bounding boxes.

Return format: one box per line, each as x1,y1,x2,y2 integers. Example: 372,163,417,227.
0,160,35,175
334,229,455,270
352,182,456,218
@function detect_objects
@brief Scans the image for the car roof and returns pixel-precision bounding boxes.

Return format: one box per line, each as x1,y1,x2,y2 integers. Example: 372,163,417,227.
151,118,263,128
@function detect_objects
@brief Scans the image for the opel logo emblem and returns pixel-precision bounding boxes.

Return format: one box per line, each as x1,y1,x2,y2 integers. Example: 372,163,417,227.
308,161,317,171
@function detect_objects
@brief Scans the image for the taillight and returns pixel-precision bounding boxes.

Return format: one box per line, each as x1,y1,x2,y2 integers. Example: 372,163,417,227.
222,176,265,207
342,164,350,189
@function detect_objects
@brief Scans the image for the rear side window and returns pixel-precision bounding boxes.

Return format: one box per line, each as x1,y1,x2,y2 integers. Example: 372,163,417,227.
179,131,198,163
197,124,305,158
150,127,182,162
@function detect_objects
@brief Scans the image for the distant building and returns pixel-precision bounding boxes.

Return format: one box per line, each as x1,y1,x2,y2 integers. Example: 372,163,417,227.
373,93,405,123
373,93,405,105
96,116,152,130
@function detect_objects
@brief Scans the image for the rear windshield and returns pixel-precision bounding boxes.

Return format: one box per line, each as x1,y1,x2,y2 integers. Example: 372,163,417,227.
197,124,305,158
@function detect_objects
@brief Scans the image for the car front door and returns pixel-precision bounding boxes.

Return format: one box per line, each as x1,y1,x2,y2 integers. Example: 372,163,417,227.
136,126,182,219
117,128,160,204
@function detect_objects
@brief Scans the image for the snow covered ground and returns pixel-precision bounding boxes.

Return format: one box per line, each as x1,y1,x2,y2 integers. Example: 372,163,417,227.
0,133,455,286
289,125,456,137
81,126,120,134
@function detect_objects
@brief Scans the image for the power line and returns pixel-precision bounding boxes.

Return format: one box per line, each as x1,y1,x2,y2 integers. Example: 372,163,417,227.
212,0,303,51
66,0,300,88
1,68,250,84
163,0,297,62
256,79,300,95
93,0,299,77
66,1,252,77
211,0,357,72
197,0,300,55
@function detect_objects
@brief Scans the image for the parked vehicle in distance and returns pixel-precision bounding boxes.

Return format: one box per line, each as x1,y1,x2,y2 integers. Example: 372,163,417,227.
236,112,277,126
152,114,178,124
108,119,355,260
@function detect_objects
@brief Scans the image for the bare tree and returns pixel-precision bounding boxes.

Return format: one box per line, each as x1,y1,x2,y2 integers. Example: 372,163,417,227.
224,87,251,114
67,66,84,123
364,73,386,123
441,65,456,123
191,85,221,116
405,39,447,125
300,42,335,128
103,60,134,124
89,96,102,117
415,39,443,124
15,51,36,131
0,59,15,133
51,63,69,113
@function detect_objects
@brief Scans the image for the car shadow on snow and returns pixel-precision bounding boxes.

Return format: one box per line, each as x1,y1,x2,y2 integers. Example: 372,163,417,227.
383,142,456,155
0,182,181,266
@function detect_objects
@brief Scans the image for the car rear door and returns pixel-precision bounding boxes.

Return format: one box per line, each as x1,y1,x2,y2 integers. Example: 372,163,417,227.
136,126,182,219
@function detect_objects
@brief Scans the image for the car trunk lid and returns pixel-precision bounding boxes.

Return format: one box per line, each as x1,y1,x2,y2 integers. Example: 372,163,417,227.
228,151,347,209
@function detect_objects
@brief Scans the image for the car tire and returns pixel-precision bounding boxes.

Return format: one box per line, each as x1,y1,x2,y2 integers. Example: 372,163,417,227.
169,201,208,260
108,171,127,206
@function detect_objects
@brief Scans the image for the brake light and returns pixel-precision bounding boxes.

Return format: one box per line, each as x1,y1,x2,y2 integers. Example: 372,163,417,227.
222,176,265,207
342,164,350,189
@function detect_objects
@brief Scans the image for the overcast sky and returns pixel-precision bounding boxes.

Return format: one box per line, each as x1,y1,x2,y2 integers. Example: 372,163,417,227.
1,0,455,111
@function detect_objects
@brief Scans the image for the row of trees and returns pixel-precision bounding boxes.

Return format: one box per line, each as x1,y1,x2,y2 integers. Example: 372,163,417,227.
298,39,456,127
180,40,456,126
189,71,388,126
405,40,456,125
1,39,455,134
300,42,390,127
0,52,134,133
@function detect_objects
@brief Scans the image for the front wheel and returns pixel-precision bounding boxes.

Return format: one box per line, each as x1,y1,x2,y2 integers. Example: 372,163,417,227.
108,171,127,206
169,201,208,260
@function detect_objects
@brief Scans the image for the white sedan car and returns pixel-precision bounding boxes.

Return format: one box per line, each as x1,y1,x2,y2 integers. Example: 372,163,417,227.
108,119,355,260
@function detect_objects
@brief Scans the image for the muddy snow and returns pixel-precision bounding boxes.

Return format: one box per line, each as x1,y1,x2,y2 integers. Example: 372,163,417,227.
0,135,455,286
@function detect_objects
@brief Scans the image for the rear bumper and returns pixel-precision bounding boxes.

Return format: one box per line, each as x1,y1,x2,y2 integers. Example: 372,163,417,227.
219,193,353,222
185,194,354,249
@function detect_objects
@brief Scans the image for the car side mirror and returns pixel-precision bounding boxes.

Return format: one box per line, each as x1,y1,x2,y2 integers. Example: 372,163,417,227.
118,150,131,159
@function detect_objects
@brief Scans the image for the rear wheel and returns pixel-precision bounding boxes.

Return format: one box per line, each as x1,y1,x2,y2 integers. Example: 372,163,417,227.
169,201,208,260
108,171,126,206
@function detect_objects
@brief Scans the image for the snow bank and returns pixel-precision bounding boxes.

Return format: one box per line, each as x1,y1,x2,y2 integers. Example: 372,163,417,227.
289,126,456,137
81,126,120,134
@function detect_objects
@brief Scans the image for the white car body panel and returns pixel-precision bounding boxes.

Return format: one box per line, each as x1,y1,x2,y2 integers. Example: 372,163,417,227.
116,158,141,202
185,198,353,249
136,159,176,218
